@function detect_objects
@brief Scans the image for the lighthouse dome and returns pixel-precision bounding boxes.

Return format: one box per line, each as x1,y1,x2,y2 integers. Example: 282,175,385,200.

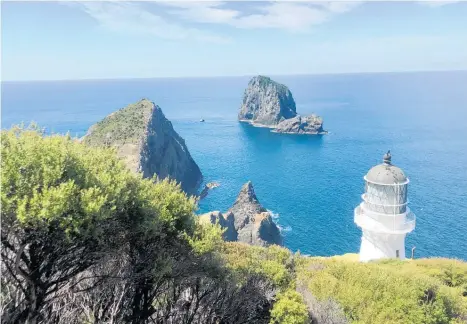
365,151,408,185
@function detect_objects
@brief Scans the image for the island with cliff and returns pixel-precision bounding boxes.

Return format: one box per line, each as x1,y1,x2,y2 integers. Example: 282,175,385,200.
83,98,203,195
239,75,328,135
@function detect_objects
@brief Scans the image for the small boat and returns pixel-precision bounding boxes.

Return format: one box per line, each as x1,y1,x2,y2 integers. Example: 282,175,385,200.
200,119,205,122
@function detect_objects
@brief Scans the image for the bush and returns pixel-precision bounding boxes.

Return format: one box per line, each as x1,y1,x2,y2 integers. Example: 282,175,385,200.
221,243,295,289
296,257,467,324
270,289,309,324
1,124,147,322
0,125,274,324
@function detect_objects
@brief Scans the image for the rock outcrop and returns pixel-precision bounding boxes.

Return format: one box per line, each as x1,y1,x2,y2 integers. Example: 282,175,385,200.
83,99,203,194
274,114,326,134
200,182,283,247
238,75,327,134
198,211,237,241
199,182,220,200
239,76,297,126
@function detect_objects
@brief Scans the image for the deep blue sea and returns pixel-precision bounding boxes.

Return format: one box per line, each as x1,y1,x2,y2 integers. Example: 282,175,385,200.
2,71,467,260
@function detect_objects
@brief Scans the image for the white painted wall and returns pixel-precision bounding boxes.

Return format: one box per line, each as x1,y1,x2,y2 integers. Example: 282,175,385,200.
359,230,407,262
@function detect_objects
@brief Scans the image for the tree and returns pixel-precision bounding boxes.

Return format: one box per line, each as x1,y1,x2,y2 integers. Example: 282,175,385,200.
0,125,195,323
1,125,276,324
1,125,134,322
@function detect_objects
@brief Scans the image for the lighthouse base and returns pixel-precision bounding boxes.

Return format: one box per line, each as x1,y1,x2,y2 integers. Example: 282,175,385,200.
359,230,407,262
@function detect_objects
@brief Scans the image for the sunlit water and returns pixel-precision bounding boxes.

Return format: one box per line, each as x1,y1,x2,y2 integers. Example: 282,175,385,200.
2,71,467,260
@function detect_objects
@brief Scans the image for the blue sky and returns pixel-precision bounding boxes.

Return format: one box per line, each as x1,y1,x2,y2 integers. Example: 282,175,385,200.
1,1,467,81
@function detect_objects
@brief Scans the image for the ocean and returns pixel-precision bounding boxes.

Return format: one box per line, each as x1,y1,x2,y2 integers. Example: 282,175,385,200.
2,71,467,260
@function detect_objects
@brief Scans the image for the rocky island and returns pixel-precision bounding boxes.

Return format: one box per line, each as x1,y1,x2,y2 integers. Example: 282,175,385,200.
199,181,283,246
83,99,203,195
239,75,327,134
273,114,324,134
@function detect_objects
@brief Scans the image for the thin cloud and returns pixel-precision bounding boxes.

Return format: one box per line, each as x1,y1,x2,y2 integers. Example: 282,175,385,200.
417,1,461,7
66,1,456,42
71,1,230,43
161,1,363,32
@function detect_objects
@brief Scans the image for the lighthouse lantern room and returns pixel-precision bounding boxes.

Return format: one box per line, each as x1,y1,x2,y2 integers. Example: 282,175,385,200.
354,151,416,262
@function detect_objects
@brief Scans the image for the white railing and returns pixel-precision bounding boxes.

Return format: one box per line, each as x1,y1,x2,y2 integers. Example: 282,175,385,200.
359,202,409,217
354,205,416,234
363,175,410,186
361,194,409,207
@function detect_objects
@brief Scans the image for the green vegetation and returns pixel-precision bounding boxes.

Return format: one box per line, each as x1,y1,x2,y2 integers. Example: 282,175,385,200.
297,256,467,324
221,243,295,288
255,75,289,94
83,99,154,147
270,289,309,324
220,243,309,324
2,125,467,324
1,125,274,324
221,243,467,324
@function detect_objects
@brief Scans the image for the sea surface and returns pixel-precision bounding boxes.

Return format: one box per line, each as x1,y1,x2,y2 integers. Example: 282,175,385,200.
2,71,467,260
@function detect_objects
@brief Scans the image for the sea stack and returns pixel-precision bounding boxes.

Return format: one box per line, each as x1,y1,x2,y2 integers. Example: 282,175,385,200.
83,99,203,195
239,75,297,126
238,75,326,134
199,181,283,247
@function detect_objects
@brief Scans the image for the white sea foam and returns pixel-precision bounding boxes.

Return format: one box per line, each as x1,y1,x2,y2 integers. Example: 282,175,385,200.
267,209,292,234
268,209,280,220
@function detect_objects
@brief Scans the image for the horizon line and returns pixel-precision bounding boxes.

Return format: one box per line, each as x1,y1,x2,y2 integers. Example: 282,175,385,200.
2,69,466,83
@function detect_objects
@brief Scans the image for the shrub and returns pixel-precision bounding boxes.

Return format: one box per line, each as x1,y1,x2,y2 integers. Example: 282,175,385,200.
296,257,467,324
1,125,280,324
270,289,309,324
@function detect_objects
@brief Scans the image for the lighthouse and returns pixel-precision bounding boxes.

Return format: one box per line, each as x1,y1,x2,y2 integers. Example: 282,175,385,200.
354,151,416,262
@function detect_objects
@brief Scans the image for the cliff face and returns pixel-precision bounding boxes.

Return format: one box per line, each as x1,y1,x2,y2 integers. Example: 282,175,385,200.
200,182,283,247
239,76,297,126
83,99,203,194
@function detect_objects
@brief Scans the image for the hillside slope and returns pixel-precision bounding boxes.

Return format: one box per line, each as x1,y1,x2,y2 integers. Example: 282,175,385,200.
83,99,203,194
221,243,467,324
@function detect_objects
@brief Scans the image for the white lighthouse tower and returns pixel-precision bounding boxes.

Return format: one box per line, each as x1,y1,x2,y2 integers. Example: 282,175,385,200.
354,151,416,262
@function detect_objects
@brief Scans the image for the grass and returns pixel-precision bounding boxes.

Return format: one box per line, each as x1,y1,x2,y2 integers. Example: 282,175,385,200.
297,256,467,323
84,99,154,147
253,75,289,94
220,243,467,323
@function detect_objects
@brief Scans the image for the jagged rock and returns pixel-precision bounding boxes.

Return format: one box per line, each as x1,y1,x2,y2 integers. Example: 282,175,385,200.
227,182,282,246
200,182,282,247
199,182,220,200
198,211,237,241
273,114,326,134
227,181,267,230
239,76,297,126
83,99,202,194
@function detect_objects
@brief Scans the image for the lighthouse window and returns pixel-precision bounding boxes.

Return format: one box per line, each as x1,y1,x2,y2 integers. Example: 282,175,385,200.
396,250,400,258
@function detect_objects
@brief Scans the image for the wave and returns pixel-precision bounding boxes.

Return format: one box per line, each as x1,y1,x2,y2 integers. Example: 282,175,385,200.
267,209,292,234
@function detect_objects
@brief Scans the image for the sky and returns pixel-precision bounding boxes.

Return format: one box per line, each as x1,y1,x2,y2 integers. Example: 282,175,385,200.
1,1,467,81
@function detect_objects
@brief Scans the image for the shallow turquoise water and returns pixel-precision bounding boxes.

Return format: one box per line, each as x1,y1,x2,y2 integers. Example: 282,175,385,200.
2,71,467,259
